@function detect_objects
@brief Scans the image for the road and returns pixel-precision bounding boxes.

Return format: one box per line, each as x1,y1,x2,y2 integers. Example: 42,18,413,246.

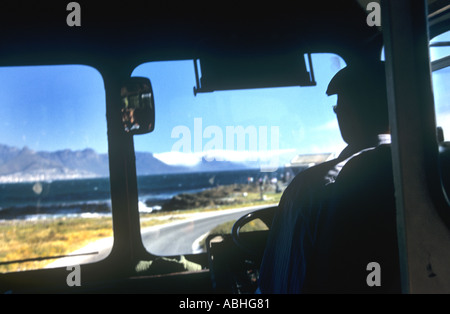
45,204,274,268
142,205,269,255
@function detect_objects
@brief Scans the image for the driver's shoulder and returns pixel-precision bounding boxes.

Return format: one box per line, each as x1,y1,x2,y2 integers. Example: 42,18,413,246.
287,158,342,190
277,158,342,211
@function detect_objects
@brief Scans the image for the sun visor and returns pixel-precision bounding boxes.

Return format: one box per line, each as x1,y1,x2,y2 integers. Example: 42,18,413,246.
193,52,316,95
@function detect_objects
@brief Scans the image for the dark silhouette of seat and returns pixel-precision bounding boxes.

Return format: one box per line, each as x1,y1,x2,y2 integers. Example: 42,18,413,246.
304,145,401,293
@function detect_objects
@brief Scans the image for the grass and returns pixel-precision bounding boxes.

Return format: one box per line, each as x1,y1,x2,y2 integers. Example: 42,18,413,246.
0,217,113,273
0,188,281,273
210,218,269,235
197,217,269,251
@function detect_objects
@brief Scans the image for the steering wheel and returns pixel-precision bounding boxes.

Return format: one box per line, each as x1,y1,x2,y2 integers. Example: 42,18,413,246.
231,206,277,256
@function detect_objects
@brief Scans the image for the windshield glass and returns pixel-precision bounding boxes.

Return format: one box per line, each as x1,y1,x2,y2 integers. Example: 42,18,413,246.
131,53,346,256
0,65,112,273
430,30,450,139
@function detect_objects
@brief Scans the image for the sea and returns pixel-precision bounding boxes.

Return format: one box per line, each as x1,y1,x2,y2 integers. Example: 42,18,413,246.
0,169,285,221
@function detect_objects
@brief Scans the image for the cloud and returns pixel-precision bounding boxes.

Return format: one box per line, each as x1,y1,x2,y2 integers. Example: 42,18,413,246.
154,149,297,167
313,119,339,132
153,151,203,166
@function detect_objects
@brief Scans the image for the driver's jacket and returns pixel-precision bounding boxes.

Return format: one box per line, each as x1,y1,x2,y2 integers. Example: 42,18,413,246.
258,135,401,293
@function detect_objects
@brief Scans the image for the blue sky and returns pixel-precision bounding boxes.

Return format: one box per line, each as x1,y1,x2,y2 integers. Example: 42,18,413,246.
0,65,108,153
2,41,448,168
0,53,347,166
131,53,347,165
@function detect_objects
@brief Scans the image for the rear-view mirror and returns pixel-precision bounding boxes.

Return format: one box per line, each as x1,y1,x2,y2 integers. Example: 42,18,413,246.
121,77,155,135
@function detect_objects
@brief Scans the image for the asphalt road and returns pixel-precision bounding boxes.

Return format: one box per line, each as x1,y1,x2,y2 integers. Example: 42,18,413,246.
141,205,269,255
45,204,274,268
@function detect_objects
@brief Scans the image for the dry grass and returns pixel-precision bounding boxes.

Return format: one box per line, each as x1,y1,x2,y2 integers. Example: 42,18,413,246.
0,217,113,273
0,188,281,273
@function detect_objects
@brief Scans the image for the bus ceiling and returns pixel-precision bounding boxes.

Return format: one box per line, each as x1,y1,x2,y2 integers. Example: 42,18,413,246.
0,1,382,68
0,1,447,69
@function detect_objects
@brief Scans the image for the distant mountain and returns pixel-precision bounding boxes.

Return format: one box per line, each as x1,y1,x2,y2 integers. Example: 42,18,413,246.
0,144,256,183
190,156,251,173
135,152,189,175
0,144,109,183
135,153,253,175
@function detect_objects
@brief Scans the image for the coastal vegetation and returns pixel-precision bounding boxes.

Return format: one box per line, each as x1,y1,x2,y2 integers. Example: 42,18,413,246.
0,183,282,273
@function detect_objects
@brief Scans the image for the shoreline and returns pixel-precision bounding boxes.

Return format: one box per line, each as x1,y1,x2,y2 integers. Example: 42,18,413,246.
0,183,283,273
0,179,285,221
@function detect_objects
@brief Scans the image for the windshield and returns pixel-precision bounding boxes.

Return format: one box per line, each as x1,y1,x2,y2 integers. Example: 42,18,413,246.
0,65,112,273
131,53,347,256
430,30,450,140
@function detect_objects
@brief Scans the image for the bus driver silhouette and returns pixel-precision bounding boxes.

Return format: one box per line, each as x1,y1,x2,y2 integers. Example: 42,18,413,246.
258,60,401,293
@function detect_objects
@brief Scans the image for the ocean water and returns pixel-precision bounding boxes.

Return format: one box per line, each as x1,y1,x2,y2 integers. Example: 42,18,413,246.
0,169,279,220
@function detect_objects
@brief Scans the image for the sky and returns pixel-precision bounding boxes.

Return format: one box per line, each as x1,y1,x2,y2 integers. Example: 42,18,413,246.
1,31,449,168
0,65,108,153
0,53,347,166
131,53,347,166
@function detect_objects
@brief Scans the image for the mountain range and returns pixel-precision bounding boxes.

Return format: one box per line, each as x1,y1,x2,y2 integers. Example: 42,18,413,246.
0,144,252,183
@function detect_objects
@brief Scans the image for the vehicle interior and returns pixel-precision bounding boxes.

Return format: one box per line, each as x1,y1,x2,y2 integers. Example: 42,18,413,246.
0,0,450,294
